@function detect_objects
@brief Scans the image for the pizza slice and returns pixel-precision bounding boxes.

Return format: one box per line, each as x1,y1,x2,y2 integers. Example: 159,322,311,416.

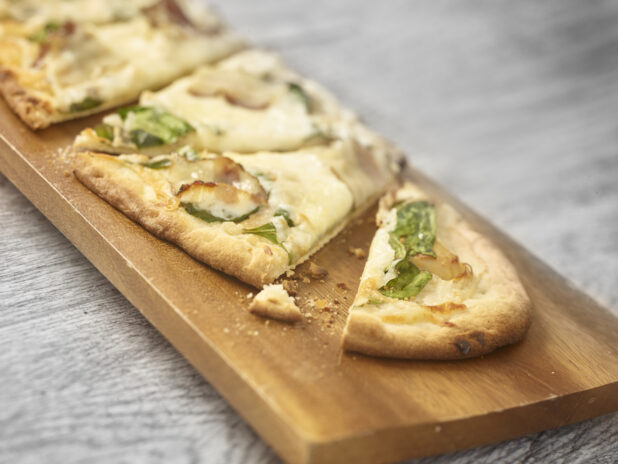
0,0,243,128
73,49,396,158
73,143,392,287
342,183,531,359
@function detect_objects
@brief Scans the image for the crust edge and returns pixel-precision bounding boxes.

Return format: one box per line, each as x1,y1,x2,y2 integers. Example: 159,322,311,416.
0,69,55,129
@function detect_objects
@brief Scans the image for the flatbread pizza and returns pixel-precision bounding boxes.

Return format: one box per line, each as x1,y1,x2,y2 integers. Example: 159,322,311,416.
342,183,531,359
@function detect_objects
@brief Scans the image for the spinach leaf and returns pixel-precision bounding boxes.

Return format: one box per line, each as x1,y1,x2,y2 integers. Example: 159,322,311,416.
274,208,295,227
28,21,61,43
379,260,433,299
141,158,171,169
117,105,146,120
388,233,406,260
117,105,194,148
288,82,311,111
69,97,102,113
130,129,164,148
178,146,200,161
182,203,258,223
390,201,436,258
244,222,293,262
94,123,114,141
243,222,278,244
378,201,437,299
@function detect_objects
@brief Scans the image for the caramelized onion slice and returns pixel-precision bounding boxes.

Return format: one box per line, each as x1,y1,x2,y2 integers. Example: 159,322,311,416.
410,240,472,281
170,156,268,203
187,69,283,110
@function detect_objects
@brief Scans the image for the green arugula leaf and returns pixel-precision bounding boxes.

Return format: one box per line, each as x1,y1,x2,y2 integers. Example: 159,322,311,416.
243,222,279,244
274,208,295,227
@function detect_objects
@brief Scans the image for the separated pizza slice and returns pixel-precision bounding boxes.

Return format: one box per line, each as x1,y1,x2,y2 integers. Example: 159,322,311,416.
342,183,531,359
0,0,243,128
73,49,399,164
73,144,385,287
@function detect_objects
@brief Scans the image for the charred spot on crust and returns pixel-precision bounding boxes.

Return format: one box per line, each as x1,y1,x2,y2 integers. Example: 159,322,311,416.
471,331,486,347
454,338,471,355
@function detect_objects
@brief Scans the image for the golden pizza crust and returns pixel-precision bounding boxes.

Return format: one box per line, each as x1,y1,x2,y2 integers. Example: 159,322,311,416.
342,184,532,360
73,151,289,287
249,284,302,322
0,70,54,129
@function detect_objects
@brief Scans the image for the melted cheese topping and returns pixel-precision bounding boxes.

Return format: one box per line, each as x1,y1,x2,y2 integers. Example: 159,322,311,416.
227,151,354,259
117,150,354,263
141,61,317,153
45,17,242,112
310,140,389,207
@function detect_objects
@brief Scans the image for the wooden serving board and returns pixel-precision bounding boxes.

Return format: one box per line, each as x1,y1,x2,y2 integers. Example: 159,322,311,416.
1,98,617,464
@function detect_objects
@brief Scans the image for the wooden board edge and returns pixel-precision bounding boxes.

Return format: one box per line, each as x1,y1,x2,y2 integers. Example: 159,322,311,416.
304,381,618,464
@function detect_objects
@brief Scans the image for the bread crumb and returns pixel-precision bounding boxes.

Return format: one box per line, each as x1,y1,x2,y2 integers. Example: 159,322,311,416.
246,292,253,299
314,299,329,311
308,262,328,279
302,276,310,284
348,246,366,259
281,279,297,296
249,284,302,323
285,269,295,278
336,282,349,291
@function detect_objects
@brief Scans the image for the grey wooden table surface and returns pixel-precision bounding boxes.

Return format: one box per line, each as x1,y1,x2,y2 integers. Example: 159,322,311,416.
1,0,617,463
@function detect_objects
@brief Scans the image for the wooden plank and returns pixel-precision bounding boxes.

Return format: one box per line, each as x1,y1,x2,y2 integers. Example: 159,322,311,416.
1,94,617,464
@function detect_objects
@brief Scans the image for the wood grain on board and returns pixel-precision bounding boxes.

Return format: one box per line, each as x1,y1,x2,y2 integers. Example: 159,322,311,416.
0,90,616,464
